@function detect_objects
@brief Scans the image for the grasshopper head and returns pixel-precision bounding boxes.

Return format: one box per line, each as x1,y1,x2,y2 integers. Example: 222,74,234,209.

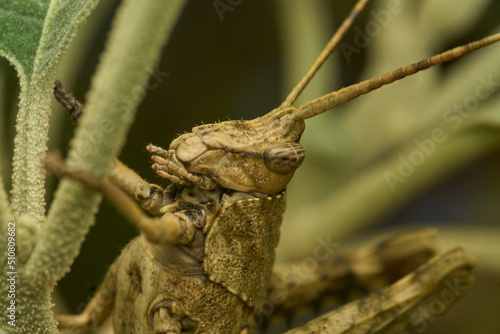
149,106,305,194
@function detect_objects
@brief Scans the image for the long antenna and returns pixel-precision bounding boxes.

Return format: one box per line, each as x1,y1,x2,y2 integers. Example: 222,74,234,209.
280,0,371,107
292,32,500,121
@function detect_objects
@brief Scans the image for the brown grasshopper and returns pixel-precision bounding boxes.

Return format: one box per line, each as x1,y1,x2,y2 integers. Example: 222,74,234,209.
48,0,500,333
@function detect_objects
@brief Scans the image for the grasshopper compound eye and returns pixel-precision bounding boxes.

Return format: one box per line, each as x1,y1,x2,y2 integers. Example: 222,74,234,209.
263,142,305,175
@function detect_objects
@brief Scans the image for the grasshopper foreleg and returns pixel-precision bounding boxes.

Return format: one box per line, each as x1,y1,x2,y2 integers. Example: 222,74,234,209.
109,159,174,216
45,153,193,244
148,144,218,190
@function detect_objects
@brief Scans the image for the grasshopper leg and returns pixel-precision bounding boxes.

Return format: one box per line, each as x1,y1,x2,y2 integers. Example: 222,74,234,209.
282,246,474,333
148,144,218,190
45,153,193,244
56,257,118,330
109,159,175,216
267,229,438,324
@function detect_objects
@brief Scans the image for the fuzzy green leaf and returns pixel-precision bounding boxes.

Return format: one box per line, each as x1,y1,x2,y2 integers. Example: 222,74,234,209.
0,0,100,333
27,0,187,289
0,0,48,86
0,0,98,86
3,0,99,223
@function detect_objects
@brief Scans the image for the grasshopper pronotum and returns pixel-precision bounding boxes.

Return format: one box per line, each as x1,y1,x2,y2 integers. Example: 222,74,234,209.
49,0,499,333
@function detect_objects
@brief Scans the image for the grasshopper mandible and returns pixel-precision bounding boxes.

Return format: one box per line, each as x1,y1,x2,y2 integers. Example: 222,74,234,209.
48,0,500,333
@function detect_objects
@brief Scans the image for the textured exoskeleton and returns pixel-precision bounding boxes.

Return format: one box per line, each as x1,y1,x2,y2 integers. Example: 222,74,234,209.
52,154,289,332
107,189,284,332
148,105,305,194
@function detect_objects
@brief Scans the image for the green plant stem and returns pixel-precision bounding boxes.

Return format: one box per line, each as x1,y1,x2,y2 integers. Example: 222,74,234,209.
10,0,101,225
0,172,11,223
27,0,186,286
0,66,10,222
11,78,54,224
0,61,9,183
0,163,13,301
48,0,120,151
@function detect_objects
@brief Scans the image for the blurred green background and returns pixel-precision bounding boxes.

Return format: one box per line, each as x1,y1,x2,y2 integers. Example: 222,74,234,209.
1,0,499,333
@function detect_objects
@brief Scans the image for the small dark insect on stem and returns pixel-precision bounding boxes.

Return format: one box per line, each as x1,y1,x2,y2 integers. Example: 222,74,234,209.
54,80,83,122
